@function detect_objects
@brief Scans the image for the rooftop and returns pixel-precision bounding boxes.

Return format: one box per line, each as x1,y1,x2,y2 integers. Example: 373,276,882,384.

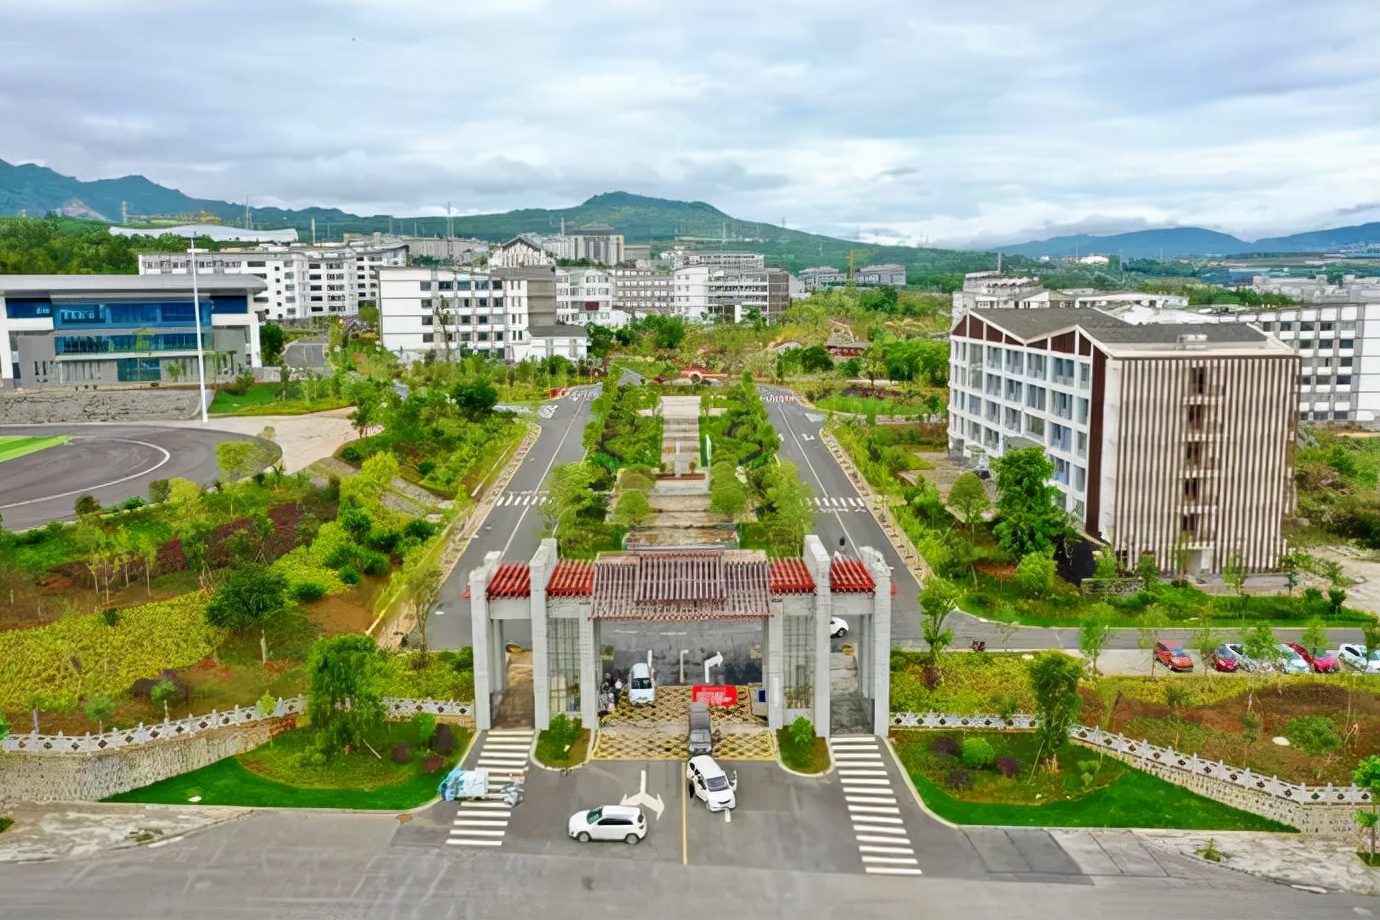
965,307,1272,346
0,274,268,297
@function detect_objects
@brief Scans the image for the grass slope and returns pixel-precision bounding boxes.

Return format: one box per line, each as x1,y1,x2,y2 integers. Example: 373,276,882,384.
0,435,69,463
909,765,1293,832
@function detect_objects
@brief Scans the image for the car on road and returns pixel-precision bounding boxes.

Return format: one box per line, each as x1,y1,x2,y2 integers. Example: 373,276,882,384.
1153,641,1194,672
1285,642,1339,673
1273,643,1311,675
1338,643,1380,673
568,805,647,844
1207,646,1239,672
830,616,849,639
628,662,655,705
687,755,737,812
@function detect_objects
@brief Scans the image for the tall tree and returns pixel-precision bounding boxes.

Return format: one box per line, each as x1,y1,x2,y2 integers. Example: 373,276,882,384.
919,576,960,667
992,447,1070,557
1356,755,1380,862
1079,608,1112,676
760,461,814,554
260,321,286,365
305,634,386,757
947,471,990,528
1026,651,1084,766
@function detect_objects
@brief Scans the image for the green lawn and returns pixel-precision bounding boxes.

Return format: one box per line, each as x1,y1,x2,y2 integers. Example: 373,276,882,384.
0,435,69,463
105,722,469,810
816,394,933,417
896,730,1293,832
210,383,349,416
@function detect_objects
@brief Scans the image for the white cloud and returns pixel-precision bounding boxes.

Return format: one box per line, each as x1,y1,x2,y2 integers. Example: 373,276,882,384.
0,0,1376,245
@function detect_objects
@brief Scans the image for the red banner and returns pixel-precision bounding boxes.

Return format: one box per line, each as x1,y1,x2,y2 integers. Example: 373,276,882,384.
692,685,738,707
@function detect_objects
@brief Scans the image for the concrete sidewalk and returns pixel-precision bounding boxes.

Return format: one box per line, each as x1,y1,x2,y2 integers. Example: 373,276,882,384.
155,408,356,475
0,803,251,863
1133,829,1380,897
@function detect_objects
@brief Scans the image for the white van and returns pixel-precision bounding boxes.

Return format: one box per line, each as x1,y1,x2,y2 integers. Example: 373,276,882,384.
628,662,655,705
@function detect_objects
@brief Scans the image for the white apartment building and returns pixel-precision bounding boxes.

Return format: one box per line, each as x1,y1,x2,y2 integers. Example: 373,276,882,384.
377,266,586,365
1074,292,1189,311
543,227,624,265
557,268,631,328
668,249,766,271
951,272,1051,315
394,236,488,263
799,266,847,292
669,266,790,323
854,264,907,286
609,268,674,315
138,241,407,321
1251,273,1380,304
948,309,1298,574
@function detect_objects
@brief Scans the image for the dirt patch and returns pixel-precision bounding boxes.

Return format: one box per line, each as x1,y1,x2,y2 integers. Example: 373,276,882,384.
0,570,201,632
299,577,385,636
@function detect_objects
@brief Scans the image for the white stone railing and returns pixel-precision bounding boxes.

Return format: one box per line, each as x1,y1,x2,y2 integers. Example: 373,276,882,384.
891,711,1372,806
2,696,474,755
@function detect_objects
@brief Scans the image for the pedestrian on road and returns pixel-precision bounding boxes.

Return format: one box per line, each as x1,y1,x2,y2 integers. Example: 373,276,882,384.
613,677,623,707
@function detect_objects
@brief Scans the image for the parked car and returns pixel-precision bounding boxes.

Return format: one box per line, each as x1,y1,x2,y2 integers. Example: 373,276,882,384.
1207,646,1239,673
1153,641,1194,672
1337,643,1380,673
628,662,655,705
830,616,849,639
686,755,737,812
1273,643,1311,675
568,805,647,844
1220,643,1267,672
1285,642,1340,673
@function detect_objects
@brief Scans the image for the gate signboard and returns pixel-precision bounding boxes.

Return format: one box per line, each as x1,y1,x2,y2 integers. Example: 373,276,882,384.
692,685,738,707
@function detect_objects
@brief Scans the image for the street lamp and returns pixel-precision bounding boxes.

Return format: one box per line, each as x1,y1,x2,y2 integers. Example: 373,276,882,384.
188,244,209,424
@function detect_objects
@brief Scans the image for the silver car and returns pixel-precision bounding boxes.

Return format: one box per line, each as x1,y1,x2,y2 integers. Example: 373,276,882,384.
1337,643,1380,674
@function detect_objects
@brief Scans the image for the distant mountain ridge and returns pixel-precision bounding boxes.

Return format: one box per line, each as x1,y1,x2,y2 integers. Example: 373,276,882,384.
1,157,1375,263
999,223,1380,259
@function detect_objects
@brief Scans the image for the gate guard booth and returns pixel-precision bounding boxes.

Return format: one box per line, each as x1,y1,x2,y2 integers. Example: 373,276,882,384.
469,535,893,738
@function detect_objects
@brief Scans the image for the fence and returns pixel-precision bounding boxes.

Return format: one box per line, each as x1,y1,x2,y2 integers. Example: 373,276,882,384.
2,696,475,756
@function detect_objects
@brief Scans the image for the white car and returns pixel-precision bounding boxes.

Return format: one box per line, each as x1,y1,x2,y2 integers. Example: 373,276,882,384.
568,805,647,844
628,662,655,705
830,617,849,639
686,755,737,812
1273,643,1310,675
1337,643,1380,673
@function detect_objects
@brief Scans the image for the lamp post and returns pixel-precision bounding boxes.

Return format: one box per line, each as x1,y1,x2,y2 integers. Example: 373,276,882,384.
188,244,209,424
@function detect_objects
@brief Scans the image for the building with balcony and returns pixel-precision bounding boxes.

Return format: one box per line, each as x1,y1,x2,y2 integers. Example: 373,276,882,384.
138,240,407,321
854,264,907,287
668,249,766,271
1,274,263,388
610,268,674,315
377,265,586,364
671,266,791,322
488,237,552,268
543,226,625,266
799,266,847,291
557,267,631,328
947,308,1298,574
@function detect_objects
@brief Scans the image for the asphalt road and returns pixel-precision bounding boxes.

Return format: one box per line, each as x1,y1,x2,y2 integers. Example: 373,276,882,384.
427,390,598,651
760,386,922,645
0,423,271,530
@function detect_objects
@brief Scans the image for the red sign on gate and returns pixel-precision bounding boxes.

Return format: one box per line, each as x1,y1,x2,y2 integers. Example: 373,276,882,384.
691,685,739,707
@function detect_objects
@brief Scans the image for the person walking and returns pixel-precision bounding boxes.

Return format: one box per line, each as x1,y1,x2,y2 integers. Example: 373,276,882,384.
612,676,623,707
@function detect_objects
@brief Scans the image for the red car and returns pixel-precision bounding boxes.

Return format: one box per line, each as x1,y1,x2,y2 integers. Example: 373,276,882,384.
1154,641,1194,672
1207,646,1239,673
1285,642,1340,673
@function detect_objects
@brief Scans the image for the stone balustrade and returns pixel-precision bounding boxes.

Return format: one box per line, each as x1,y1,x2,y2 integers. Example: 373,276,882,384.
2,696,475,756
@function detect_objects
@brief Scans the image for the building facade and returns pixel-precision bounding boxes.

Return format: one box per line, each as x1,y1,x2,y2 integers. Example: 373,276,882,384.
609,268,674,315
854,264,907,286
557,268,631,328
948,309,1298,574
138,241,407,321
671,266,791,322
668,250,766,271
377,265,586,364
393,236,488,264
1,274,263,389
543,227,625,265
799,266,847,291
488,237,553,268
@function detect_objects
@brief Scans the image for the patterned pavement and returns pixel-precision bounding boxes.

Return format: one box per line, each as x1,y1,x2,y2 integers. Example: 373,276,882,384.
591,685,775,761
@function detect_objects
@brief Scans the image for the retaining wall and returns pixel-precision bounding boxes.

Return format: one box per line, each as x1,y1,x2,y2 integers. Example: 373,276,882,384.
0,387,202,423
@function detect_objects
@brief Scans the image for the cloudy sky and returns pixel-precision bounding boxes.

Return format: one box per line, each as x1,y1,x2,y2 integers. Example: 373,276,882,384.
2,0,1377,248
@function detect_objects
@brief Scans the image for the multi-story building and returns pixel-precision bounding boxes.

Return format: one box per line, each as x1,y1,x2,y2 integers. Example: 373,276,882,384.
950,271,1052,315
609,268,674,315
1073,292,1188,311
668,249,766,271
799,266,847,292
947,308,1298,574
670,266,791,322
393,236,488,264
1,274,263,388
488,237,553,268
854,264,907,287
543,226,625,265
138,241,407,321
1251,273,1380,304
377,265,586,364
557,267,631,328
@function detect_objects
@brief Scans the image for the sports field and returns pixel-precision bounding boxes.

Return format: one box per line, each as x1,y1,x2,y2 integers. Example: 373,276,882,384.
0,435,70,464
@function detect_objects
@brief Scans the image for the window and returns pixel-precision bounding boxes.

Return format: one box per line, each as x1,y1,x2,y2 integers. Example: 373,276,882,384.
1189,367,1207,395
422,333,434,343
1078,363,1091,389
1181,514,1198,537
1184,478,1200,502
1076,397,1089,425
1186,404,1205,429
1074,466,1086,491
1050,423,1072,452
421,315,433,326
1337,376,1353,386
1053,457,1070,484
1053,392,1073,419
1026,385,1046,410
439,281,454,291
1053,357,1075,385
1185,442,1202,466
1341,339,1355,350
1076,431,1088,457
1025,414,1044,437
1027,354,1046,379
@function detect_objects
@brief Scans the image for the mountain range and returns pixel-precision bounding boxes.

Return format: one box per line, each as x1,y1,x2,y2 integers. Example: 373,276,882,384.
1,157,1376,264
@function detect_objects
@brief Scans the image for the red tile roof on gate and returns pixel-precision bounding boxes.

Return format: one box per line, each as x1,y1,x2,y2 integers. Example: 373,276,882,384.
486,562,531,599
591,550,770,620
830,557,875,594
769,559,815,594
546,560,595,597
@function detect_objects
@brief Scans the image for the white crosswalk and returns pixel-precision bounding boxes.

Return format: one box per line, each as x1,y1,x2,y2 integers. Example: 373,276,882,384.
447,729,534,848
496,491,548,507
809,496,868,511
829,736,922,876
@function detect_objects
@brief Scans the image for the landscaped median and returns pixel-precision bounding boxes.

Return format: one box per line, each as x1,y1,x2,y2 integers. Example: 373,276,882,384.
106,717,471,810
0,435,69,464
892,729,1292,832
